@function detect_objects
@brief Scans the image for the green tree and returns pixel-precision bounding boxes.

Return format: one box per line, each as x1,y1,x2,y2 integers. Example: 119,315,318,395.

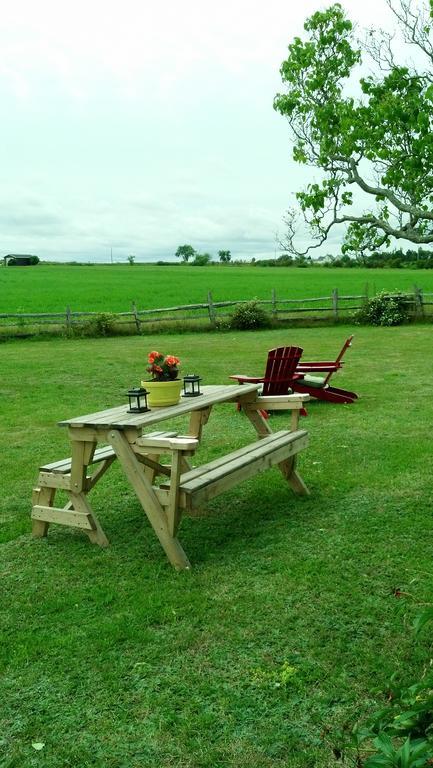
274,1,433,256
175,244,196,262
218,249,232,263
127,255,135,265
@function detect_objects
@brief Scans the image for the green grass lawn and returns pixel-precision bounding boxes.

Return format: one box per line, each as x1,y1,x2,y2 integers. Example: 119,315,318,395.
1,263,432,313
1,325,433,767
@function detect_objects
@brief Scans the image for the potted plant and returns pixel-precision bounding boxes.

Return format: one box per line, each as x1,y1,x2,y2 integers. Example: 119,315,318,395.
142,350,183,406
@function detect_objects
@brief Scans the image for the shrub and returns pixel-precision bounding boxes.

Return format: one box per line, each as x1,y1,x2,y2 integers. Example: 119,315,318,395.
75,313,117,337
355,292,411,326
230,300,271,330
93,313,117,336
191,253,211,266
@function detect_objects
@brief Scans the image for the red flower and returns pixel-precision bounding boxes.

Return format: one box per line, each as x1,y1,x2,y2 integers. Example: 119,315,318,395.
148,350,162,364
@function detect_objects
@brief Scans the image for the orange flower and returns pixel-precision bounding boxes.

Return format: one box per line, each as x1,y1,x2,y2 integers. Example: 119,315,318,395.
147,350,181,380
148,350,161,364
165,355,180,366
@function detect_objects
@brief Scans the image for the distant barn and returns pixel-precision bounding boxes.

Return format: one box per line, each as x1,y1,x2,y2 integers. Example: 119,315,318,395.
4,254,39,266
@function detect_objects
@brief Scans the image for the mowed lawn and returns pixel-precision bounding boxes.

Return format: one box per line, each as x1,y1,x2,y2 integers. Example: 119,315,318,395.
1,264,433,313
1,325,433,767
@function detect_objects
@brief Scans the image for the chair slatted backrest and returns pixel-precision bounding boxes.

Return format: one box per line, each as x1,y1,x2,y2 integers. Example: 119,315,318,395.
262,346,303,396
323,335,354,386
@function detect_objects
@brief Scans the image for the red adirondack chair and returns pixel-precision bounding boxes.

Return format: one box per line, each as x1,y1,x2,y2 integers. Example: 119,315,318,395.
229,346,306,416
292,335,357,404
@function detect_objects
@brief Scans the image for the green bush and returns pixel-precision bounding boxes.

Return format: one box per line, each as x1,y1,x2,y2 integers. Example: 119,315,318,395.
191,253,211,266
229,300,271,330
355,292,411,326
75,312,117,337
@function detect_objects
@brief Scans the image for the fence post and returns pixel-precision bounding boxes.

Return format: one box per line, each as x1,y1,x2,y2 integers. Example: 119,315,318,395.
131,302,141,334
271,288,277,318
332,288,339,321
207,291,217,326
66,305,71,334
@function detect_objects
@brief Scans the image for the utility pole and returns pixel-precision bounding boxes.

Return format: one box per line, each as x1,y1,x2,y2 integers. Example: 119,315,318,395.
110,247,113,264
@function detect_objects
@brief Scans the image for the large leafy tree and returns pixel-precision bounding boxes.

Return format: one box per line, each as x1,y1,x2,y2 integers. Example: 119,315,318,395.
175,244,196,262
274,0,433,255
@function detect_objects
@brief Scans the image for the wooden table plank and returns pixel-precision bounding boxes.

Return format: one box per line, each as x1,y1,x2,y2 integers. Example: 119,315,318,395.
59,384,260,430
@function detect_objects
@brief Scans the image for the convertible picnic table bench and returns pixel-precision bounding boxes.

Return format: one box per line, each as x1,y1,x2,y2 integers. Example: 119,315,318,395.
31,384,310,570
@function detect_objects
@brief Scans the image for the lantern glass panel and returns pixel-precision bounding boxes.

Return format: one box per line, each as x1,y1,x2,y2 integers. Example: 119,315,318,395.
183,374,201,397
127,387,149,413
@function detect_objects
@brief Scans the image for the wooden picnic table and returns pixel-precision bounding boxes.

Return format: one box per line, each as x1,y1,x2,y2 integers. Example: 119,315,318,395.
32,384,310,569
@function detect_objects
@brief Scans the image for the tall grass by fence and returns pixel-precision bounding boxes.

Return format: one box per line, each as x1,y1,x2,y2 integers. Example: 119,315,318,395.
1,286,431,338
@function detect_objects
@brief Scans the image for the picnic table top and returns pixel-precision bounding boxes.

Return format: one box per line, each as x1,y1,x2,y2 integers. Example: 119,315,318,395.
58,383,261,431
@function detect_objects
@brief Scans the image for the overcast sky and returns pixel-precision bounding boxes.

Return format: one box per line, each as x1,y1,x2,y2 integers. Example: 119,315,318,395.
0,0,396,263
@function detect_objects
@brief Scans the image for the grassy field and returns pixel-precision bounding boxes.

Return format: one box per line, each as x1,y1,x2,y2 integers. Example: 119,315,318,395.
1,325,433,766
1,263,432,314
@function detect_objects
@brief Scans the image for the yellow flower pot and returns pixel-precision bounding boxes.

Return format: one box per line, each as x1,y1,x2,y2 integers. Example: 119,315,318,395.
141,379,183,407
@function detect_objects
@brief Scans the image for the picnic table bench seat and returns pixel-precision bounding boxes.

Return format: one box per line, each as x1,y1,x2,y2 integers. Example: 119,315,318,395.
159,428,309,511
32,431,181,531
36,430,179,480
39,445,117,474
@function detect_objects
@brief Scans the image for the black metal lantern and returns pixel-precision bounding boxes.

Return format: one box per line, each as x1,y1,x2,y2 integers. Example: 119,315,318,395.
182,374,202,397
127,387,149,413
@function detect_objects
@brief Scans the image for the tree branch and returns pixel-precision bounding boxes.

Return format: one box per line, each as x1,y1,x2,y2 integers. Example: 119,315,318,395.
345,160,433,221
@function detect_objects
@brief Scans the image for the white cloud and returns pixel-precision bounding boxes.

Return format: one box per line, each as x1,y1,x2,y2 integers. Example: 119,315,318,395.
0,0,399,262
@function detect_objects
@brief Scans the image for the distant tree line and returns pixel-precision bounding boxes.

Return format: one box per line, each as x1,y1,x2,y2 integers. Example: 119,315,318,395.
175,245,232,265
324,248,433,269
253,248,433,269
253,254,311,267
171,244,433,269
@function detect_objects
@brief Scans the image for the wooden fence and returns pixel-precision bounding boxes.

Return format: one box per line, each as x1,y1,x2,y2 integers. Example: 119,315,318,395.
0,286,431,337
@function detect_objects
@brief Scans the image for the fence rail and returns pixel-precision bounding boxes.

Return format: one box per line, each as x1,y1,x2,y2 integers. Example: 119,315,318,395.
1,286,431,337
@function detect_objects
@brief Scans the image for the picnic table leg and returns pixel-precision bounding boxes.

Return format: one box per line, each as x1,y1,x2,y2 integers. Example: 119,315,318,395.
69,439,93,493
243,407,273,438
109,430,191,571
188,406,211,440
279,456,310,495
31,486,55,537
243,400,309,495
166,449,182,537
68,492,110,546
143,452,160,484
68,437,110,546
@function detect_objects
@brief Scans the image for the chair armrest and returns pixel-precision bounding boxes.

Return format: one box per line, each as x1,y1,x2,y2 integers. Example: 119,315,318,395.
229,375,264,384
296,362,342,372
